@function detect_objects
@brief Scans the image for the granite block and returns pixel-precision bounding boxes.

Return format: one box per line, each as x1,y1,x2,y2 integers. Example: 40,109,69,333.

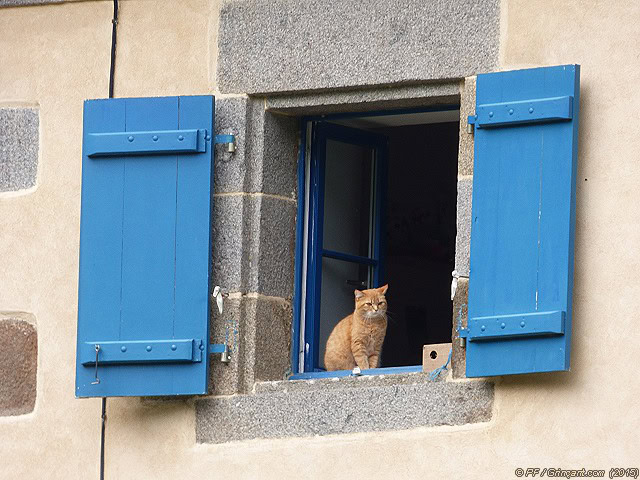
458,77,476,176
217,0,499,94
209,295,292,395
451,278,469,379
251,195,297,299
0,107,38,193
212,194,296,298
455,177,473,277
0,314,37,416
214,96,251,194
265,83,460,116
196,372,493,443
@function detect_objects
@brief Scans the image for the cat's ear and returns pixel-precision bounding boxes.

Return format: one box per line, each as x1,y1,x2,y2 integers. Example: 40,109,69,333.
379,284,388,295
354,290,365,299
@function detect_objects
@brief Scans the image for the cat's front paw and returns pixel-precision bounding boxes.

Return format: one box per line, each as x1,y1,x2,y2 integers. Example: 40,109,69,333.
352,366,362,376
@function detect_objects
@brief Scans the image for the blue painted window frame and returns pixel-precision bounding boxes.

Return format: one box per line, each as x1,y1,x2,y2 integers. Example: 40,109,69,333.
290,106,459,379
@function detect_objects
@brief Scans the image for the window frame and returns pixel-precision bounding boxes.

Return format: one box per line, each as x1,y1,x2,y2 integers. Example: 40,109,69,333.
290,105,461,379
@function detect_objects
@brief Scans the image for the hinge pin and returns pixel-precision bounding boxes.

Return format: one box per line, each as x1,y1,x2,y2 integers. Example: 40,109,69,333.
214,134,236,153
220,345,231,364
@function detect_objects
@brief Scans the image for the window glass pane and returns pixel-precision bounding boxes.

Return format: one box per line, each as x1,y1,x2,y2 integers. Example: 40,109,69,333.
322,139,373,257
318,257,370,369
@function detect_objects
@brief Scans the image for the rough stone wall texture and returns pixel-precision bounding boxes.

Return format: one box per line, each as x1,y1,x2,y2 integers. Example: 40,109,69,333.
213,96,299,197
197,373,493,443
217,0,500,94
451,76,475,378
457,77,476,177
209,294,292,395
212,191,297,299
455,178,472,278
0,107,38,192
213,97,299,297
0,314,37,416
209,97,297,394
265,83,460,115
454,76,475,280
451,278,468,379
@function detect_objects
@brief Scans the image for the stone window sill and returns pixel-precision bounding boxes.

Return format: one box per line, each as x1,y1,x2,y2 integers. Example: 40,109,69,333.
196,371,493,443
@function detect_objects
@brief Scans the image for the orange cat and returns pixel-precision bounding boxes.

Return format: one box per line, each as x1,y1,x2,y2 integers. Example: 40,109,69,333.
324,285,388,371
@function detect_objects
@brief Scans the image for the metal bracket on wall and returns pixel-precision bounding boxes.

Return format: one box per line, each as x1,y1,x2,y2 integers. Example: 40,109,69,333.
467,116,475,134
214,134,236,153
209,343,231,363
458,328,468,348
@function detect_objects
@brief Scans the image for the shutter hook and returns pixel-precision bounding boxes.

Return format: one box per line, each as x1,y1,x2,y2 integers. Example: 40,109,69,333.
213,285,228,314
92,344,101,384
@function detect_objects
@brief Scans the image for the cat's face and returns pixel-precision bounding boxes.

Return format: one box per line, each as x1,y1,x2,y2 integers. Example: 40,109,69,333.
354,284,388,319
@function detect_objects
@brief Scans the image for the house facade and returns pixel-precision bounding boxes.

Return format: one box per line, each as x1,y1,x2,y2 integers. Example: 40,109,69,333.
1,0,638,478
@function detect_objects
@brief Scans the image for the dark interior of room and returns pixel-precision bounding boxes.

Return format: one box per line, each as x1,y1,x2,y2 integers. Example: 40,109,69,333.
375,121,459,367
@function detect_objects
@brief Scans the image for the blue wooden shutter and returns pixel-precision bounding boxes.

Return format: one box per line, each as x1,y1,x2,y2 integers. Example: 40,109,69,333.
76,96,214,397
464,65,580,377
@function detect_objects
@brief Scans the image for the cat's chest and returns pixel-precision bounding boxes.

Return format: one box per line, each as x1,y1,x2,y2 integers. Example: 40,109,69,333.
359,323,381,346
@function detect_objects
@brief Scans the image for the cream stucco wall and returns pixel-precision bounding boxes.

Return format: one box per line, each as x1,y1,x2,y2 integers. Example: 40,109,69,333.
1,0,638,478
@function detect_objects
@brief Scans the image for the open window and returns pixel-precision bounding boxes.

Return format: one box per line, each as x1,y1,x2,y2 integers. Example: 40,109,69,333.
74,66,580,397
293,64,581,380
294,108,460,377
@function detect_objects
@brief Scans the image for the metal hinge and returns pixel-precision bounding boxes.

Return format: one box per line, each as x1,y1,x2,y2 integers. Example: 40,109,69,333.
467,115,476,134
209,343,231,363
458,328,468,348
214,134,236,153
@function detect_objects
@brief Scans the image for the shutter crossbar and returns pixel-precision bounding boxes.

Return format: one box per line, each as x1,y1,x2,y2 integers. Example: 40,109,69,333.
469,96,573,128
80,339,203,365
86,129,207,157
460,310,565,342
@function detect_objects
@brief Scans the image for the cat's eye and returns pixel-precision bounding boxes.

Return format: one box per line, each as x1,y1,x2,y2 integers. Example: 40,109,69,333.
364,302,372,306
378,301,386,306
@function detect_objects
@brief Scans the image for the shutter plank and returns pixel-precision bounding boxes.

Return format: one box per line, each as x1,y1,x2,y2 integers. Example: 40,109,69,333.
174,96,215,394
76,99,126,396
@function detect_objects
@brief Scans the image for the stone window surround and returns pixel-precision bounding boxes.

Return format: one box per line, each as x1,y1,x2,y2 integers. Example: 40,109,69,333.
196,79,491,443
